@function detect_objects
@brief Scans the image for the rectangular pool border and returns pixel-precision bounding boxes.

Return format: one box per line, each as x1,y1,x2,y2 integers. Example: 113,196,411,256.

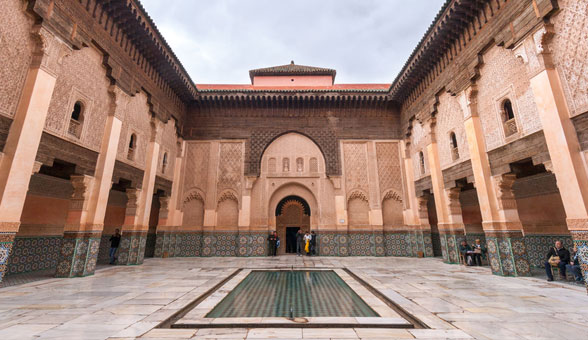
156,267,428,329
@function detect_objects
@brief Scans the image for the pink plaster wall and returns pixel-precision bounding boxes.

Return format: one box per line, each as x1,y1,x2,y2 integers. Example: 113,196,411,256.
517,193,568,235
103,206,125,234
253,75,333,87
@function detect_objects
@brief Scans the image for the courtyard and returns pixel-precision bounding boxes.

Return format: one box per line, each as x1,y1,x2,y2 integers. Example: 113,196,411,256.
0,256,586,340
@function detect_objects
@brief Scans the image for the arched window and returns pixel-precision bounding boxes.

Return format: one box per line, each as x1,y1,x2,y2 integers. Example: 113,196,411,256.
309,157,318,172
128,133,137,160
501,99,518,137
419,151,425,175
296,157,304,172
503,100,515,121
450,132,459,161
162,152,168,174
268,157,276,173
68,101,84,138
282,158,290,172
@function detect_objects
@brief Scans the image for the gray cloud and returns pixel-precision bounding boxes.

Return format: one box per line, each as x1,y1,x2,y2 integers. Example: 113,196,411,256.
140,0,446,84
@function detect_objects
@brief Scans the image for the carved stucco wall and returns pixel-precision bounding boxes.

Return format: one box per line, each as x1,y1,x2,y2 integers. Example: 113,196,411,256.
156,119,178,181
182,142,210,203
116,91,151,170
410,120,430,180
216,142,244,202
436,92,470,168
550,0,588,118
0,0,34,118
477,45,542,151
343,142,369,199
376,142,404,226
44,45,110,153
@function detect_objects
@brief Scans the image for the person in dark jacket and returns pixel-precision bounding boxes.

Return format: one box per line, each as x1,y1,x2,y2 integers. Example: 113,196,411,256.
544,240,570,281
566,246,584,282
310,231,317,255
267,231,279,256
109,229,121,264
459,240,473,265
471,239,487,266
296,230,304,256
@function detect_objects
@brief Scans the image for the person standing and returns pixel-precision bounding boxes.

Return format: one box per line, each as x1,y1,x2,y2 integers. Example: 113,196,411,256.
544,240,570,281
304,232,311,255
267,231,278,256
109,229,121,265
296,230,304,256
310,231,317,256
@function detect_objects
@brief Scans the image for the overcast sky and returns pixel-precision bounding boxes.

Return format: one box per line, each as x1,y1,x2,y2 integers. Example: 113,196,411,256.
140,0,446,85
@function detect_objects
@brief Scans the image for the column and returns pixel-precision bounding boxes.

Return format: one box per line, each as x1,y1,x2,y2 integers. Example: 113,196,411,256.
0,26,58,282
424,118,465,264
416,195,434,257
56,175,101,277
154,196,173,258
526,26,588,289
400,140,433,257
460,85,531,276
441,187,466,264
118,118,162,265
55,86,127,277
117,188,142,265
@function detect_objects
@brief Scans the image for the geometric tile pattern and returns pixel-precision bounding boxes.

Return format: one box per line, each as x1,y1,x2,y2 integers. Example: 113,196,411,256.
486,232,531,277
7,236,61,275
116,231,147,265
55,231,101,278
570,230,588,293
0,232,16,283
524,234,573,268
383,232,411,257
439,232,464,264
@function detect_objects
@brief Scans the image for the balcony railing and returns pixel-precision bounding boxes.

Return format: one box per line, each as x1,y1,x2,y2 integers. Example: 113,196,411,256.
451,147,460,161
503,118,518,137
127,148,135,161
68,119,81,138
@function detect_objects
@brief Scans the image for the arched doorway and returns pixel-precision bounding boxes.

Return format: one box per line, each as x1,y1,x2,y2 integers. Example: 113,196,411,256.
275,195,311,255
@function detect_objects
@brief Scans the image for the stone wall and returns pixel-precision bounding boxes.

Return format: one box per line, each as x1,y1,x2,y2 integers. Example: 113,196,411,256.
477,44,542,152
550,0,588,118
0,0,34,119
436,91,470,168
44,46,110,153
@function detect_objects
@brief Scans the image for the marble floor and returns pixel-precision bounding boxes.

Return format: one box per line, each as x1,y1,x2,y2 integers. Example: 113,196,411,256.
0,256,586,339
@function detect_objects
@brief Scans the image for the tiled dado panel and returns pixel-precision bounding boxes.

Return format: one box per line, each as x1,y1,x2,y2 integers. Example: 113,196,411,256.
524,235,573,268
570,230,588,292
0,232,16,282
349,232,385,256
486,233,531,277
7,236,61,275
55,232,101,277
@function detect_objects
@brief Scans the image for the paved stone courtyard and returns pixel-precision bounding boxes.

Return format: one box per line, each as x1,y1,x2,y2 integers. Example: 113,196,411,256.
0,256,586,340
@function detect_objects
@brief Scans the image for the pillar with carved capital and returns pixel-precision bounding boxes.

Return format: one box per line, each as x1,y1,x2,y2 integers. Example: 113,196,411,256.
483,174,531,277
518,24,588,290
154,196,174,258
0,26,60,282
117,188,146,265
423,118,466,263
416,195,434,257
55,175,102,277
461,85,530,276
438,187,466,264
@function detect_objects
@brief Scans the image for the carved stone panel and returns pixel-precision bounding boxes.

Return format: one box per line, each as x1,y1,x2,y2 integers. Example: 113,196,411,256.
375,142,402,198
183,142,210,195
217,142,243,197
343,142,369,197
